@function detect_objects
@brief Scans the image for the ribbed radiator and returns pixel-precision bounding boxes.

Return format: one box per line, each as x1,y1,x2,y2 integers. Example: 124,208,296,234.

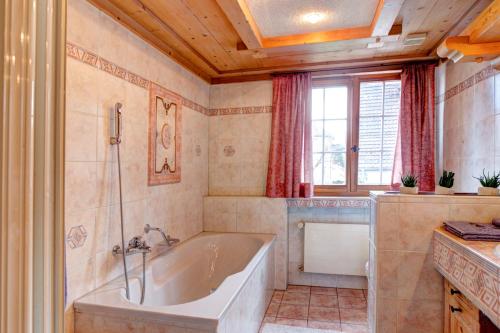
304,223,369,276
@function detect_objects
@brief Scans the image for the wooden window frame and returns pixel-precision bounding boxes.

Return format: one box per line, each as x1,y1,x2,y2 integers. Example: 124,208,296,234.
313,73,401,197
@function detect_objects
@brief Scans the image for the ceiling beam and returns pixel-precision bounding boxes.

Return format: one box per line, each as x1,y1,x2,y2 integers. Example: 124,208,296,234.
462,0,500,43
437,36,500,61
437,0,500,62
370,0,405,36
428,0,492,56
261,27,372,49
215,0,263,49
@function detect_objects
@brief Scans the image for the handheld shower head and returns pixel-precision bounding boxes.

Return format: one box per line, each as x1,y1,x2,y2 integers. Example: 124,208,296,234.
110,102,123,145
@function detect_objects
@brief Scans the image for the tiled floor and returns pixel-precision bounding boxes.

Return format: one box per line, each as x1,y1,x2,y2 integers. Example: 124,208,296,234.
261,285,368,333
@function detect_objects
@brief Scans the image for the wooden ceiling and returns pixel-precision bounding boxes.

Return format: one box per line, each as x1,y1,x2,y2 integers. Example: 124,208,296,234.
87,0,493,83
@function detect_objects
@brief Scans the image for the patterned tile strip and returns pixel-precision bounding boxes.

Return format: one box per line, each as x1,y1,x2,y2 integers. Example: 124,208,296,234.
433,232,500,327
435,65,496,104
287,198,370,208
66,42,271,116
207,106,272,116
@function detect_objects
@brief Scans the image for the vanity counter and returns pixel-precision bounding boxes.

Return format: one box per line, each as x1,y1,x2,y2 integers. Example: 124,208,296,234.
433,226,500,328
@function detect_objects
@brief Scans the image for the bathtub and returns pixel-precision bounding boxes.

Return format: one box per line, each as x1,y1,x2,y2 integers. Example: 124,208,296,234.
74,232,276,333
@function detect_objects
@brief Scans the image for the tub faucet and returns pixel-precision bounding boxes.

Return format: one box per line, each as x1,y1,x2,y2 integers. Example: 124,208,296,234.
144,224,179,247
112,235,151,256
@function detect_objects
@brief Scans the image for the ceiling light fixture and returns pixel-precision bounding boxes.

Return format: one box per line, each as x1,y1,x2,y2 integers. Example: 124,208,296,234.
302,12,326,24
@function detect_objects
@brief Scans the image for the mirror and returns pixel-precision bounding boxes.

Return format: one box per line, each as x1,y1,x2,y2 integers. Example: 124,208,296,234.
148,82,182,185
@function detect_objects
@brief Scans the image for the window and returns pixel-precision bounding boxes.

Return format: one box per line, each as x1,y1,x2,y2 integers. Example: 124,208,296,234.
312,86,348,186
312,76,401,196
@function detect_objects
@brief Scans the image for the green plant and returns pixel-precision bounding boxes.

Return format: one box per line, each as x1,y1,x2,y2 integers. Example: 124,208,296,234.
474,169,500,188
401,173,418,187
439,170,455,188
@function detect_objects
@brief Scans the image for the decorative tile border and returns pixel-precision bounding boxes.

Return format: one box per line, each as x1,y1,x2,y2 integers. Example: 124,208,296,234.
207,106,272,116
67,42,210,115
67,42,272,117
436,64,496,104
433,232,500,326
287,198,370,208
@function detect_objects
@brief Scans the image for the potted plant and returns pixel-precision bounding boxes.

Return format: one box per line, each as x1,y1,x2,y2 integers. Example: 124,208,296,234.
436,170,455,195
474,169,500,196
400,173,419,194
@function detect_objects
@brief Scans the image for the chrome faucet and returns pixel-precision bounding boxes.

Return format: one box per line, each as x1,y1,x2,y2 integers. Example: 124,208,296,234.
112,235,151,256
144,224,180,247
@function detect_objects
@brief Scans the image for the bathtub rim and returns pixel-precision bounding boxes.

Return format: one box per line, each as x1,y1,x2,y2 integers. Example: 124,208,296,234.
73,232,276,330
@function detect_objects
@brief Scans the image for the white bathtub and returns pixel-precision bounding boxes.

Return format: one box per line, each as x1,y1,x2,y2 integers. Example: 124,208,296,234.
74,232,276,333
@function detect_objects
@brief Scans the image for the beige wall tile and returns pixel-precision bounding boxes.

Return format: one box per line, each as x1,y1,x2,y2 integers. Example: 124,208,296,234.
397,253,443,301
236,197,264,232
376,203,399,251
449,203,500,223
377,251,399,298
208,93,272,196
66,111,97,162
441,60,498,193
65,162,97,212
66,59,100,116
376,297,397,333
209,81,272,109
397,299,443,333
398,203,449,252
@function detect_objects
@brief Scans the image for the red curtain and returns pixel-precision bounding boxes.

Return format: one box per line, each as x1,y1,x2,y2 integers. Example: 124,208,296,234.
392,63,436,192
266,72,313,198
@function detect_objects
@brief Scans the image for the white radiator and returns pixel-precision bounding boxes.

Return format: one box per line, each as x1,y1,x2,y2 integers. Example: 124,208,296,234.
304,223,369,276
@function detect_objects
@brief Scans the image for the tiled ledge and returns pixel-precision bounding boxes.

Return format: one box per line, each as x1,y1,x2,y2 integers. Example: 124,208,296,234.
433,228,499,327
286,197,370,208
370,191,500,205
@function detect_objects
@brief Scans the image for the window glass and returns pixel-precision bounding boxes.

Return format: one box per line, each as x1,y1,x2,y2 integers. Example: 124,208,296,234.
357,80,401,185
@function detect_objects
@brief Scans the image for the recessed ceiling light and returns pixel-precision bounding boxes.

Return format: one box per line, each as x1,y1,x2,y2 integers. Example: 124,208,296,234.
302,12,326,24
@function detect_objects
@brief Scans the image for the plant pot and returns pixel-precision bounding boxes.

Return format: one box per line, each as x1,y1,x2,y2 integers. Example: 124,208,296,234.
478,187,499,196
435,185,455,195
400,186,419,195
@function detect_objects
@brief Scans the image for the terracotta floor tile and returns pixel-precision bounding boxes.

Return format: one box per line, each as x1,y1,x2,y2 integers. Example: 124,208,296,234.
281,291,310,305
308,320,342,330
340,308,368,325
310,293,339,308
263,316,276,323
337,288,365,298
271,290,284,303
274,318,308,327
266,302,279,316
277,304,308,320
287,285,311,294
311,286,337,295
338,296,367,309
308,306,340,322
341,323,369,333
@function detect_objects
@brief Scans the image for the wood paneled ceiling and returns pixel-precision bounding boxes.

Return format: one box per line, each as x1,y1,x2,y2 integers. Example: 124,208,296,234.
87,0,493,83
